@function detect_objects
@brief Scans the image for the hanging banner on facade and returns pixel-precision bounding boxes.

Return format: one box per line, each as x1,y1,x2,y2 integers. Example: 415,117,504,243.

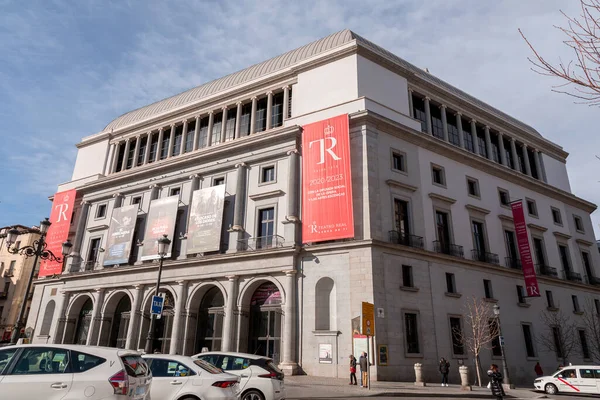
301,114,354,243
187,185,226,254
39,189,77,277
141,196,179,261
511,201,541,297
103,205,138,266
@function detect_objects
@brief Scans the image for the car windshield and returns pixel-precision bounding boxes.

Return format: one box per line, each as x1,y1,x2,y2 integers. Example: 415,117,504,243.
194,359,224,374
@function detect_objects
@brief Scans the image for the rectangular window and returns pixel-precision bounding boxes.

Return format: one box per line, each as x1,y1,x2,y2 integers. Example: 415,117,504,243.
579,329,590,359
503,137,514,169
115,142,125,172
255,97,268,133
448,119,460,146
239,103,252,137
96,204,107,219
446,273,456,293
490,133,500,163
558,244,571,272
462,118,474,153
137,136,148,166
257,208,275,249
211,112,223,145
185,120,195,153
86,238,101,264
213,177,225,186
431,105,444,140
477,131,487,158
160,130,171,160
125,139,136,169
552,326,563,358
546,290,555,308
449,317,465,355
483,279,493,299
225,107,236,142
271,92,284,128
498,188,510,206
7,260,16,275
595,299,600,315
172,125,183,156
582,252,594,281
574,215,584,232
505,230,518,264
2,281,9,296
490,319,502,356
526,199,538,217
412,95,427,133
261,166,275,183
392,151,406,172
402,265,413,288
551,207,563,225
132,196,142,205
169,187,181,197
572,295,580,312
516,144,526,173
522,324,536,357
404,313,420,354
148,133,158,163
394,199,410,238
432,165,445,186
435,210,451,253
472,221,486,259
516,285,526,304
533,237,546,266
467,177,479,197
198,116,210,149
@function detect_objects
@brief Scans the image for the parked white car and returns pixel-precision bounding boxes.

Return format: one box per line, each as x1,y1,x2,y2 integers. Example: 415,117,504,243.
534,365,600,395
143,354,240,400
0,344,151,399
192,351,285,400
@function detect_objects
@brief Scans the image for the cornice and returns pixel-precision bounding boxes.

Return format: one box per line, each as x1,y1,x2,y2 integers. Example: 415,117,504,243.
428,193,457,205
349,110,596,214
527,223,547,232
498,214,514,223
575,238,595,247
465,204,491,215
553,231,572,240
249,190,285,201
385,179,418,192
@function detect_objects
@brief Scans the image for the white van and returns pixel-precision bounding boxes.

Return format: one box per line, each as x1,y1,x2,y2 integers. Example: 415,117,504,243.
534,365,600,395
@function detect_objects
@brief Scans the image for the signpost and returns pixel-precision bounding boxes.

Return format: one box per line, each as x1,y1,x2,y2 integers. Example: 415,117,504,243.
151,295,164,316
362,302,375,390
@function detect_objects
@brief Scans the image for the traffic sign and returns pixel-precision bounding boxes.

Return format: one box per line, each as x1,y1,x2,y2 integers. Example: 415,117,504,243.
362,302,375,336
151,295,164,315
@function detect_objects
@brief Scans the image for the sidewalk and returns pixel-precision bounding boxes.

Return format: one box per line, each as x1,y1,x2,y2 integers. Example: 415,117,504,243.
285,376,547,399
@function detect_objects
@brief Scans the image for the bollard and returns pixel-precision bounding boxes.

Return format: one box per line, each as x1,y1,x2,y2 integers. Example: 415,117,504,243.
459,365,472,391
414,363,426,386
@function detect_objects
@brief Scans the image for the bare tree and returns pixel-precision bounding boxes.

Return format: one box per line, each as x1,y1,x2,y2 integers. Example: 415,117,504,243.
520,1,600,105
452,297,500,387
581,299,600,363
538,309,579,366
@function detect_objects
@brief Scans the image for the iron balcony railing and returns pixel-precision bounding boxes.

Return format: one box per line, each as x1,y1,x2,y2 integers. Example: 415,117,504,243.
471,249,499,265
433,241,464,258
563,270,582,282
505,257,522,270
535,264,558,278
388,231,424,249
238,235,285,251
584,275,600,286
69,261,98,273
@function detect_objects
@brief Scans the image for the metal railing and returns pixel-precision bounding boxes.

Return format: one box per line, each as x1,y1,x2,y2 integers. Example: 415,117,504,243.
563,270,582,282
505,257,522,270
238,235,285,251
584,275,600,286
388,231,424,249
535,264,558,278
433,241,464,258
471,249,499,265
69,261,98,273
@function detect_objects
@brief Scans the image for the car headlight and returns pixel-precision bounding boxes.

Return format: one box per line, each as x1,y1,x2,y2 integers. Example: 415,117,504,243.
534,379,541,383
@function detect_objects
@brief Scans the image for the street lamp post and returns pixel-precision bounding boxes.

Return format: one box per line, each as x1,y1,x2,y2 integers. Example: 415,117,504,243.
5,218,73,344
144,234,171,354
493,304,511,385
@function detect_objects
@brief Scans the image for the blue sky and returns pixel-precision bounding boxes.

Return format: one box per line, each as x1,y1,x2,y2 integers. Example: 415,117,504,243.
1,0,599,236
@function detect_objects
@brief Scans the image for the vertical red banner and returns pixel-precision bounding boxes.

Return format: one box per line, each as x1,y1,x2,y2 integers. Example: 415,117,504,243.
39,189,77,277
302,114,354,243
511,201,541,297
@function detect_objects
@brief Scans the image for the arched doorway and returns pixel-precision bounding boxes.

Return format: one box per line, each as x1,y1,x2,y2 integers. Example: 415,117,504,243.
143,291,175,353
248,282,282,363
195,286,224,353
73,298,93,345
109,295,131,348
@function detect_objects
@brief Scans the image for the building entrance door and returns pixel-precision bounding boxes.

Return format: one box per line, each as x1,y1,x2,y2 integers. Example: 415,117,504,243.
248,282,282,363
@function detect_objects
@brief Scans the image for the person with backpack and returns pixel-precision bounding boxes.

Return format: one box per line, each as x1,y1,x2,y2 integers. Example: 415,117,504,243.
487,364,505,400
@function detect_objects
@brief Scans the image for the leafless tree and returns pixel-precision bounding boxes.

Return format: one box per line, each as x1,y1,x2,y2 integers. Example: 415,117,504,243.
581,299,600,363
452,297,500,387
538,309,579,366
520,1,600,105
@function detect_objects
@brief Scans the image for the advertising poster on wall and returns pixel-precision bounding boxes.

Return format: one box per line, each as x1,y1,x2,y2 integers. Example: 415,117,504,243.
301,114,354,243
510,201,541,297
103,205,138,266
186,185,226,254
319,343,333,364
140,196,179,261
39,189,77,277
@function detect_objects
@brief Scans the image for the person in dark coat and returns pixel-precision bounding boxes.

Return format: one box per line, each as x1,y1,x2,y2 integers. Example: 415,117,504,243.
359,352,369,388
534,362,543,377
439,357,450,386
349,354,357,385
487,364,505,400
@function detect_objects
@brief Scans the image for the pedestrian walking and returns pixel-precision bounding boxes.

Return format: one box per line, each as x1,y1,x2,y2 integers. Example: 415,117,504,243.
534,362,543,377
487,364,505,400
349,354,357,385
439,357,450,386
359,352,369,388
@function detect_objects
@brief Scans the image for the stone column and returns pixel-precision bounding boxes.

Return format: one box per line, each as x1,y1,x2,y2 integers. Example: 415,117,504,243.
132,136,141,167
266,91,273,130
498,132,507,166
283,86,290,120
484,126,493,160
532,148,542,180
284,150,300,245
156,128,164,160
180,120,188,154
456,113,465,148
86,289,105,346
143,133,152,165
408,89,414,118
470,120,479,155
280,269,298,375
207,112,214,146
113,192,125,208
66,200,91,273
537,151,547,182
170,281,187,355
234,102,243,139
228,163,248,252
424,96,432,135
125,285,144,350
523,144,532,176
249,96,257,134
121,139,131,171
167,124,176,158
510,138,519,171
106,143,116,174
110,142,121,173
193,116,201,151
221,275,238,352
220,107,228,143
51,291,70,344
149,184,161,201
440,105,449,142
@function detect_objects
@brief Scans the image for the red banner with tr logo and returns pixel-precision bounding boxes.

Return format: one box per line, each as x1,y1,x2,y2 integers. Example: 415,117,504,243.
511,200,541,297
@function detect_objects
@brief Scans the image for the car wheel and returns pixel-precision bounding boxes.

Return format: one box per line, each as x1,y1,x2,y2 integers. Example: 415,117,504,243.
241,389,265,400
544,383,558,395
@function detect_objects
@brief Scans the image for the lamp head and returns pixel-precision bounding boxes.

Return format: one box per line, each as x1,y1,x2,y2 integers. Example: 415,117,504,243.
39,218,51,235
493,304,500,316
6,227,19,248
157,234,171,257
61,240,73,257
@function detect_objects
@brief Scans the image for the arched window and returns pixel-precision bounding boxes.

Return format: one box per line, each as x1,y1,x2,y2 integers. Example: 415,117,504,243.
39,300,55,336
315,277,336,331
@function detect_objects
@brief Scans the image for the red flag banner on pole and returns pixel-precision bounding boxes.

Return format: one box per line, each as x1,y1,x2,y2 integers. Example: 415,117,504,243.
39,189,77,277
511,201,541,297
302,114,354,243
